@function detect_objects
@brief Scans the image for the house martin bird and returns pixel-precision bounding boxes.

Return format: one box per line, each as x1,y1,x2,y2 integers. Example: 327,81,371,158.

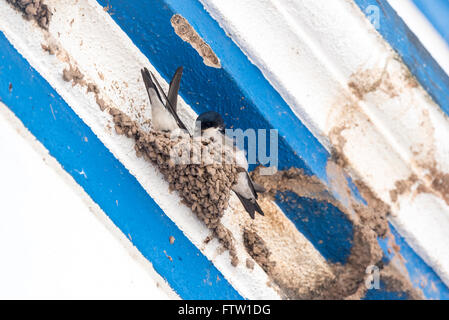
196,111,265,219
141,67,189,133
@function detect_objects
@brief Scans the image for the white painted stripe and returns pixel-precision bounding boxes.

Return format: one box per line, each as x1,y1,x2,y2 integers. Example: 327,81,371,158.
201,0,449,286
0,102,176,299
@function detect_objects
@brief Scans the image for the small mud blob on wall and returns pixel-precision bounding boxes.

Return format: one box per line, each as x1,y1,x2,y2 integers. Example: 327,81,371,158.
243,229,275,274
7,0,52,30
62,65,85,86
171,14,221,68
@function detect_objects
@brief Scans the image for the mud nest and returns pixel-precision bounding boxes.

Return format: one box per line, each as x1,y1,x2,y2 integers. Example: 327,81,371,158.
7,0,52,29
109,108,240,265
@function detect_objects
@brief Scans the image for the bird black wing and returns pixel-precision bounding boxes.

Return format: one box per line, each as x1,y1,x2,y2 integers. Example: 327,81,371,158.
141,67,162,104
246,171,259,200
141,67,189,133
235,192,265,219
235,172,265,219
167,66,183,114
235,192,256,219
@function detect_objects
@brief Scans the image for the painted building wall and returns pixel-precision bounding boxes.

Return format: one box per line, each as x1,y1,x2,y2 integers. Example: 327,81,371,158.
0,0,448,299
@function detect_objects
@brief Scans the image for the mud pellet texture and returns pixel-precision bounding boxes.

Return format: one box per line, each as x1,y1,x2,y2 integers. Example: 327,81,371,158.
7,0,52,29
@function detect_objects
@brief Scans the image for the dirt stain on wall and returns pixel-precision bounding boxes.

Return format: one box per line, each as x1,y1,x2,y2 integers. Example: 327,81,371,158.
429,168,449,206
343,60,449,211
317,52,449,298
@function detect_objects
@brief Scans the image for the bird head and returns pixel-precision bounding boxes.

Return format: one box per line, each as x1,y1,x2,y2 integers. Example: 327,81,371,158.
195,111,225,135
